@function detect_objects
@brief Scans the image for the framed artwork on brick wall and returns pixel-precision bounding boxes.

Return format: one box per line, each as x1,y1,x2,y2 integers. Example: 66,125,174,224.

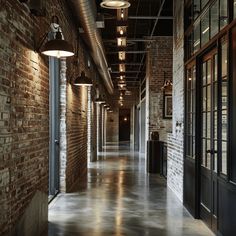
163,94,172,119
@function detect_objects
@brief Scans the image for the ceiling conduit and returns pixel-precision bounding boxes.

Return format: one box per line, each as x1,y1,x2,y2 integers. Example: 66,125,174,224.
69,0,114,94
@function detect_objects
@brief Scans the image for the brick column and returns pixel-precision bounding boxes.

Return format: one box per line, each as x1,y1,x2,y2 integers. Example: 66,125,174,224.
59,59,67,192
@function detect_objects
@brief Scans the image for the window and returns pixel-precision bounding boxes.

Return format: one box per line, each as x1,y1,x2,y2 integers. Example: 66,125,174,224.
201,0,208,10
210,0,219,38
220,0,228,30
186,64,196,159
234,0,236,18
220,37,228,175
194,24,201,53
201,11,210,46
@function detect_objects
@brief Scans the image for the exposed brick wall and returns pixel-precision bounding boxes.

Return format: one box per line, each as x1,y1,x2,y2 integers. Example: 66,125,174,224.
87,87,97,162
0,0,99,234
146,37,173,142
167,0,185,202
66,84,88,191
0,1,50,234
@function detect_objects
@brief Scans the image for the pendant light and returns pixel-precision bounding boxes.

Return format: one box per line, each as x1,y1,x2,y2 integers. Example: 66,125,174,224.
41,29,74,58
95,96,106,104
74,71,93,86
100,0,130,9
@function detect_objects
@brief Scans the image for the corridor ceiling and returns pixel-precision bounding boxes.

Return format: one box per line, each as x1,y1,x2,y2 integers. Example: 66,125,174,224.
95,0,173,90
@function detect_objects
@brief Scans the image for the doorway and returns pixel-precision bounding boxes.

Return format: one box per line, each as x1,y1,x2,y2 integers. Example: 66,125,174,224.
119,109,131,143
200,49,218,232
49,57,60,199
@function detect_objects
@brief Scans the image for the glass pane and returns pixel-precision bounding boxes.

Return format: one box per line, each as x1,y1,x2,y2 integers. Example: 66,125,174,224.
207,112,211,138
222,110,227,141
202,139,206,166
186,33,193,59
210,0,219,38
194,0,201,19
203,88,207,111
220,0,228,29
221,141,227,174
187,69,192,90
221,40,228,78
202,0,209,9
214,140,218,172
207,85,211,111
193,137,196,157
234,0,236,19
188,115,192,135
201,11,210,46
203,62,207,85
214,54,218,81
214,111,218,139
193,113,196,136
202,112,206,137
207,139,211,169
207,60,211,84
187,135,192,156
222,81,227,110
194,24,201,52
214,83,218,110
193,66,196,90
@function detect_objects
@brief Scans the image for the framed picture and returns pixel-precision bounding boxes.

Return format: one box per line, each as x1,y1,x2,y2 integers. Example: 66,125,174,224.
163,94,172,119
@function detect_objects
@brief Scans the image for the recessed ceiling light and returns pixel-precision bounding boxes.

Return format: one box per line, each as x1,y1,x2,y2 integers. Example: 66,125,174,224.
100,0,130,9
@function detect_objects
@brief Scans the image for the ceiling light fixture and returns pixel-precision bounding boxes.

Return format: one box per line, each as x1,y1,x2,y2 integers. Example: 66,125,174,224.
73,71,93,86
121,9,124,18
117,37,126,47
119,51,126,61
119,64,125,72
100,0,130,9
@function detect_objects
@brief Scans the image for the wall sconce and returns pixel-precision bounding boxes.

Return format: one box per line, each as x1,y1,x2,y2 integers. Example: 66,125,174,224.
36,16,74,58
161,80,173,90
176,121,182,132
73,71,93,86
95,95,105,104
161,71,173,90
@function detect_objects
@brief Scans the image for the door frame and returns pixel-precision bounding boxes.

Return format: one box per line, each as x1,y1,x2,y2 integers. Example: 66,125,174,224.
49,57,60,199
199,48,218,233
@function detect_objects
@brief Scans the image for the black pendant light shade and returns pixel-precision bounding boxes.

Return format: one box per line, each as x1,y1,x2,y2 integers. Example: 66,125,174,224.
41,31,74,58
95,95,105,104
74,71,93,86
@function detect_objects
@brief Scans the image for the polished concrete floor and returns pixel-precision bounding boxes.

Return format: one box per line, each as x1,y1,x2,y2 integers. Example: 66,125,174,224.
48,145,214,236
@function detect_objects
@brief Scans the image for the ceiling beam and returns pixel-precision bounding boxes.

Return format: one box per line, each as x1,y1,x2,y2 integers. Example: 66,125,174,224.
104,38,155,43
135,0,167,81
111,71,145,73
110,63,143,66
107,51,147,54
104,16,173,20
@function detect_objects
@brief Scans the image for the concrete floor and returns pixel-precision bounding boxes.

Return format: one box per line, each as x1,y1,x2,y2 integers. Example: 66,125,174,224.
48,145,214,236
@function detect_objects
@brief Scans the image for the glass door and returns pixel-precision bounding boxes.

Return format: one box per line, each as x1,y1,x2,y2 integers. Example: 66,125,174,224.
200,49,218,232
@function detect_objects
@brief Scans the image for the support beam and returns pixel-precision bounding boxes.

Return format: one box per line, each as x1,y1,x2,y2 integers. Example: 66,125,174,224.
104,38,155,43
107,51,147,54
111,71,145,73
110,63,143,66
104,16,173,20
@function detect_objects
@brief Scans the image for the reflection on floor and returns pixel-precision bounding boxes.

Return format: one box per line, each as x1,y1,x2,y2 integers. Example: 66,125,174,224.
48,145,214,236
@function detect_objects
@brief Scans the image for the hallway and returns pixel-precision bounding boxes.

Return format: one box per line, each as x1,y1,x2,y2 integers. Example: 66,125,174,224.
48,146,213,236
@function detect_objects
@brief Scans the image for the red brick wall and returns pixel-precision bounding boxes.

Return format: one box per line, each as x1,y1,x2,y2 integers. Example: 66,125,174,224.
0,0,99,234
0,1,49,234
